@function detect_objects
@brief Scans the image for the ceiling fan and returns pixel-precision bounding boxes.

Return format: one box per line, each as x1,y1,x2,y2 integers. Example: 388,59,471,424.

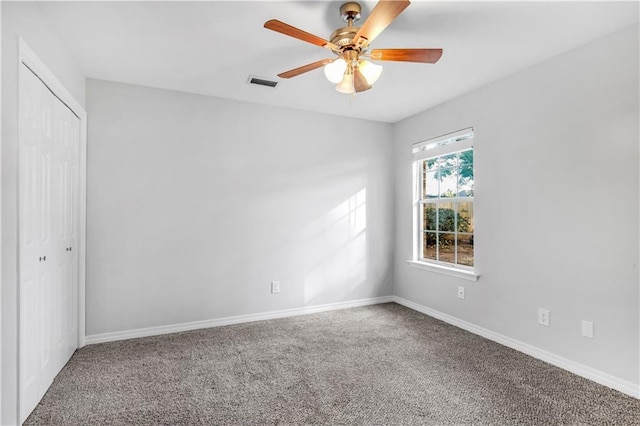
264,0,443,94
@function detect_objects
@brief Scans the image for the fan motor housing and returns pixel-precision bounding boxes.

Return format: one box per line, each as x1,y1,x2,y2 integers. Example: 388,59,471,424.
330,26,359,48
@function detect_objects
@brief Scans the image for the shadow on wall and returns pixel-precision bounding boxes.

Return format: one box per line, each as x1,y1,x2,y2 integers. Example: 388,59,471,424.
303,188,367,305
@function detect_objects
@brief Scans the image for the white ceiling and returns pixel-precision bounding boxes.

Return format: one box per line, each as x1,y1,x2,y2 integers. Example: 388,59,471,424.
38,1,638,123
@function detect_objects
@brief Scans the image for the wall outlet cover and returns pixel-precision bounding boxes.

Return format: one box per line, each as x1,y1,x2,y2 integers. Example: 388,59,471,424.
457,286,465,300
581,320,594,339
271,281,280,294
538,308,549,326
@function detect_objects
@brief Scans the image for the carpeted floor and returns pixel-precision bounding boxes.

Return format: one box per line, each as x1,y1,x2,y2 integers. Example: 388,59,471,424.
26,303,640,425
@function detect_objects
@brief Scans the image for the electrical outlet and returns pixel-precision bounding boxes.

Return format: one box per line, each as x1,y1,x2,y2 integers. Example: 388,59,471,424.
457,286,465,300
271,281,280,294
581,320,594,339
538,308,549,326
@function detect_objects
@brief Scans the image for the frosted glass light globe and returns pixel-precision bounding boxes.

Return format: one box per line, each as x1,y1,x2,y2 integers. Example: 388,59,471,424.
335,73,355,94
324,59,348,84
358,60,383,85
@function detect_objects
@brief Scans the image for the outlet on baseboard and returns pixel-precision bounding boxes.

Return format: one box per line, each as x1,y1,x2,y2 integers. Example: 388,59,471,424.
538,308,549,326
271,281,280,294
457,286,465,300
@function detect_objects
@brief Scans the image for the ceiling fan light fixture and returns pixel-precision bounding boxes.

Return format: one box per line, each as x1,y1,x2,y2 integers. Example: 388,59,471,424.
335,72,355,94
265,0,443,94
324,58,347,83
358,60,383,85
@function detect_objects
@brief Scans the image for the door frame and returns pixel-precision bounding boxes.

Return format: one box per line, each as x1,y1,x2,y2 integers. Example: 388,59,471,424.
17,38,87,421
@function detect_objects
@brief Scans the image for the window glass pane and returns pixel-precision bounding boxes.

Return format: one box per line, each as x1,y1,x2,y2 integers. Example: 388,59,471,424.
423,204,437,231
459,149,473,166
440,152,459,168
424,171,438,198
457,233,474,267
457,201,474,233
439,233,455,263
423,232,437,260
425,158,438,172
438,202,455,232
458,166,473,196
438,168,458,198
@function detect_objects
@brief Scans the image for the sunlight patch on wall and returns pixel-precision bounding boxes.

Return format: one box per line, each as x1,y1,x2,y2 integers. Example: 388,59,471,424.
304,189,367,304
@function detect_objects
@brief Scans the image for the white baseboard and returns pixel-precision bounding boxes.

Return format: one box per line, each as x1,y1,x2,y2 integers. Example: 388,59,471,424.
393,296,640,399
84,295,394,346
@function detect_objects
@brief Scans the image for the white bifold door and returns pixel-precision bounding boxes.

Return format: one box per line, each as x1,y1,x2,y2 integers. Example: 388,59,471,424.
19,63,80,423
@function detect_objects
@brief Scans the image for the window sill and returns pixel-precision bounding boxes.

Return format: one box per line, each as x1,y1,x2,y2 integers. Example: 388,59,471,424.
406,260,479,282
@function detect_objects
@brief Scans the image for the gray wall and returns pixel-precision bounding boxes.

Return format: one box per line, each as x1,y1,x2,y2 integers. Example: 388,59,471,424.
1,3,86,424
393,25,639,386
85,79,394,335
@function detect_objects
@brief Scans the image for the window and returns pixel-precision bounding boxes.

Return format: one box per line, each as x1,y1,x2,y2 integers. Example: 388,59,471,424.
412,129,474,271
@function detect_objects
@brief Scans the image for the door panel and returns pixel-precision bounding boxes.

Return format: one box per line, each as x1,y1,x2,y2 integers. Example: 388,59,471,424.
19,64,48,420
55,96,80,367
19,63,81,423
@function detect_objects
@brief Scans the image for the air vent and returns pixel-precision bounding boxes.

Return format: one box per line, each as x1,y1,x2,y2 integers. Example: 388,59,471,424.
247,75,278,88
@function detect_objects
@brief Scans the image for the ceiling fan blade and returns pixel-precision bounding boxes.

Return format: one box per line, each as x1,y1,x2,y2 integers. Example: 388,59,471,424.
265,20,338,51
370,48,443,63
353,0,411,48
353,69,372,93
277,58,335,79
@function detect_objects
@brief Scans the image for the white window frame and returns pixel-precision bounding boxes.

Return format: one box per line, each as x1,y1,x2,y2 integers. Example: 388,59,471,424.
407,128,479,281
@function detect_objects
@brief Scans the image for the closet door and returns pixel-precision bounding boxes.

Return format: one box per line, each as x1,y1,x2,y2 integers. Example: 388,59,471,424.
19,64,80,422
52,93,79,373
19,64,56,420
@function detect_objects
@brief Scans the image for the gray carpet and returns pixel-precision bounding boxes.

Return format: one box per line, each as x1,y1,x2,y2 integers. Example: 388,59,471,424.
26,303,640,425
